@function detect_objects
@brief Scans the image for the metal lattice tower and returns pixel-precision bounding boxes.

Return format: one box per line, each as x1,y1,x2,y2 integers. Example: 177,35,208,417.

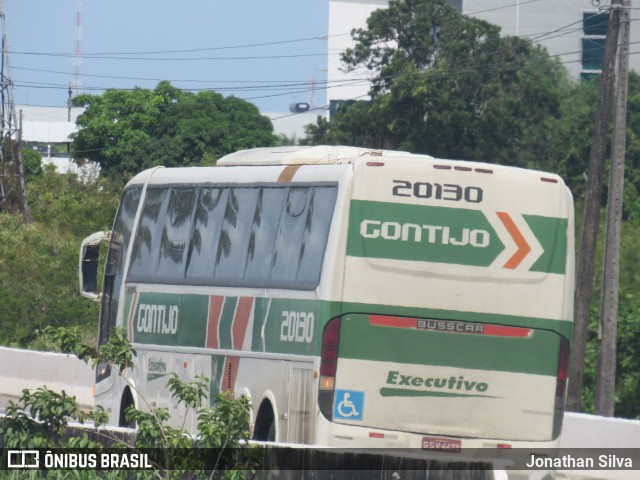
0,1,29,221
74,0,83,93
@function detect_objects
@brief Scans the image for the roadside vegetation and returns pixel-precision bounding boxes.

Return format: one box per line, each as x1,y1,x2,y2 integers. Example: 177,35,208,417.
0,326,257,479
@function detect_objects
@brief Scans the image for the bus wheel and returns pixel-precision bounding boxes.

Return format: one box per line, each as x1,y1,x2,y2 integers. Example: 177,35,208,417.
119,388,136,429
253,400,276,442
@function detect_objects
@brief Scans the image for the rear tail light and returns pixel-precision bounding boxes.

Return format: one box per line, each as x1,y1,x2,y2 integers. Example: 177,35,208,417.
556,337,569,397
553,337,570,438
320,317,341,378
318,317,341,419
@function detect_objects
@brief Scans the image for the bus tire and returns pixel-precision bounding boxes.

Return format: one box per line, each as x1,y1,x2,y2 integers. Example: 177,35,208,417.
253,399,276,442
119,388,136,429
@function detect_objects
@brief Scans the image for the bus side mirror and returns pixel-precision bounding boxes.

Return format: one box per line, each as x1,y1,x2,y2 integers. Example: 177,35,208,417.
79,231,111,301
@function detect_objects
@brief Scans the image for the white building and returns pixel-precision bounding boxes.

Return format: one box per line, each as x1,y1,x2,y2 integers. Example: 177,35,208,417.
265,111,321,141
327,0,635,110
19,105,85,174
19,105,316,167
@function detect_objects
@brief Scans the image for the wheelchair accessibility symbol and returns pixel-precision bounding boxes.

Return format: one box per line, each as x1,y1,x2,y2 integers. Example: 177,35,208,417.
333,389,364,421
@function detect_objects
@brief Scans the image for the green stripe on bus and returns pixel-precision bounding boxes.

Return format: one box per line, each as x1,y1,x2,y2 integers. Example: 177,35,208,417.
380,388,498,399
219,297,238,350
346,200,568,274
180,294,209,347
339,314,560,376
210,355,226,399
252,297,270,352
347,200,504,267
130,293,571,354
132,292,208,347
525,215,568,275
327,301,573,341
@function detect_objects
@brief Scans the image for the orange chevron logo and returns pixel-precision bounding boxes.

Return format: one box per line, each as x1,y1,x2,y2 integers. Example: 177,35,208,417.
496,212,532,269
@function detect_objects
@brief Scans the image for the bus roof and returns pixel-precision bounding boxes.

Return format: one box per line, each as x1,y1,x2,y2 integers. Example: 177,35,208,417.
126,146,566,188
216,145,414,166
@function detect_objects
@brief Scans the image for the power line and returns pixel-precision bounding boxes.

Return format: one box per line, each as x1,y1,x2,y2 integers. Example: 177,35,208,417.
11,65,326,84
14,42,640,109
10,34,341,57
10,10,639,110
10,50,330,62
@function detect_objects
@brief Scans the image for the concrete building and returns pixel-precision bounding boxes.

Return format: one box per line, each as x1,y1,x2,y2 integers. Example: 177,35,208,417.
327,0,635,109
19,105,86,175
265,111,320,142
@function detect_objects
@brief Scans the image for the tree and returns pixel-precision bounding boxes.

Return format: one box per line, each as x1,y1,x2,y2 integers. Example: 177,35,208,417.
306,0,570,169
71,81,277,178
0,170,120,347
544,77,600,201
0,213,98,346
21,147,43,180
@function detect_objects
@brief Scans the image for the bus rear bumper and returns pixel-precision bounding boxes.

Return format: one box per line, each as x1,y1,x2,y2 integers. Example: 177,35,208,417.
314,413,560,477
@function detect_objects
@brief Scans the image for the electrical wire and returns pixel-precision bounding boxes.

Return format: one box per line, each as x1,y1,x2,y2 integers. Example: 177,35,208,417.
10,9,636,111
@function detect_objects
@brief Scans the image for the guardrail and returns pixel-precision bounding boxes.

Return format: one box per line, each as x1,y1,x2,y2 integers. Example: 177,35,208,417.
0,346,93,408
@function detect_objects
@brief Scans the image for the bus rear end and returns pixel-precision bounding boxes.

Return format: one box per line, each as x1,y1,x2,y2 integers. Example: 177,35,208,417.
316,155,573,453
318,313,568,446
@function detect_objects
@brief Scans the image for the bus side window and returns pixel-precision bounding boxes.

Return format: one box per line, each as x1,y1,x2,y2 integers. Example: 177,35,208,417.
271,187,338,289
244,188,287,284
131,184,338,291
271,188,310,284
297,187,338,286
97,187,141,381
157,188,196,280
214,188,260,284
129,188,170,279
185,188,228,283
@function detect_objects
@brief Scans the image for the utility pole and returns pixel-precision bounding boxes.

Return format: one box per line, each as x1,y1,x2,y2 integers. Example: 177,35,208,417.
14,109,29,223
567,1,621,411
0,2,30,222
595,0,630,417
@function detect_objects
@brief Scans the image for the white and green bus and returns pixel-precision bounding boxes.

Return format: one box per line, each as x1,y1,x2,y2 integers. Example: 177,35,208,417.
79,145,574,451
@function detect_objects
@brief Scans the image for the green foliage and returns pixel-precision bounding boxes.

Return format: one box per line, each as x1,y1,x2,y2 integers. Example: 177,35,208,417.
1,387,106,449
0,327,258,478
42,326,98,363
576,219,640,419
309,0,570,169
125,375,258,474
0,171,119,347
613,289,640,419
22,148,43,180
0,214,96,346
620,72,640,221
71,81,277,178
544,77,599,200
95,327,137,374
27,169,122,238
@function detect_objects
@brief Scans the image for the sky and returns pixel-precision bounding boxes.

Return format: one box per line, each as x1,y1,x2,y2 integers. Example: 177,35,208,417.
3,0,331,113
